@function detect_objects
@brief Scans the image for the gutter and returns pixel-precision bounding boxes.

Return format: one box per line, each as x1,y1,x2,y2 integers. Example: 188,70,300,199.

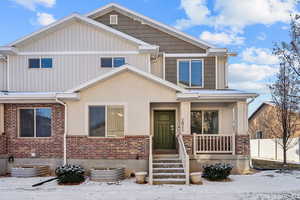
55,98,68,165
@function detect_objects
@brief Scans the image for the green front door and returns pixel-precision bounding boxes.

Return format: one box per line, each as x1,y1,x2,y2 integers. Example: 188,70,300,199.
154,110,176,149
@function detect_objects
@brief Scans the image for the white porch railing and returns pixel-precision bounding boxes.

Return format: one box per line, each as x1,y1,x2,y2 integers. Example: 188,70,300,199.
149,135,153,185
193,134,235,155
177,135,190,185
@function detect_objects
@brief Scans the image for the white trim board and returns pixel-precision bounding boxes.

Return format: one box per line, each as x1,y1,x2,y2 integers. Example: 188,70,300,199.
18,51,140,56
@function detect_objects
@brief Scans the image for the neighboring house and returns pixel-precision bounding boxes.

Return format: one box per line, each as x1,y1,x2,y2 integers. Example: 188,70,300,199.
249,102,300,139
0,3,257,184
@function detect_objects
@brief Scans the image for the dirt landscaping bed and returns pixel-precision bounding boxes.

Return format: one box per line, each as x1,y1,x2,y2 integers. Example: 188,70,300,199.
252,159,300,170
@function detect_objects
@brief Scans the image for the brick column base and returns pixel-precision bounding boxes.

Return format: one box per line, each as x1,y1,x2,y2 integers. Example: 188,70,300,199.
235,135,250,155
182,135,193,156
0,134,7,155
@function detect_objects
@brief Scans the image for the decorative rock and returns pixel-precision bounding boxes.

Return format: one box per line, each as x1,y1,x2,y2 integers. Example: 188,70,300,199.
135,172,147,184
190,172,203,184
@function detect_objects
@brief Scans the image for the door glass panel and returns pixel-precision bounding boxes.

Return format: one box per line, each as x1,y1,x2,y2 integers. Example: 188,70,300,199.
191,60,203,86
191,111,202,134
179,61,190,86
20,109,34,137
89,106,106,137
36,108,52,137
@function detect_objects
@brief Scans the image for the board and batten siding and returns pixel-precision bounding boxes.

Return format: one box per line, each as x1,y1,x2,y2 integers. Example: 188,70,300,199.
165,57,216,89
9,54,149,92
0,60,7,91
94,11,206,53
17,20,138,52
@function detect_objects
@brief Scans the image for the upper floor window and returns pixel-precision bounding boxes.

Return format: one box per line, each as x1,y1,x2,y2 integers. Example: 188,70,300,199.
19,108,52,137
101,57,125,68
89,105,124,137
29,58,53,68
110,15,118,25
191,110,219,134
178,59,203,87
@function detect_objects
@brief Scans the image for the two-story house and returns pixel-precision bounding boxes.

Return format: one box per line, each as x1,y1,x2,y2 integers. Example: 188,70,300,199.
0,3,257,184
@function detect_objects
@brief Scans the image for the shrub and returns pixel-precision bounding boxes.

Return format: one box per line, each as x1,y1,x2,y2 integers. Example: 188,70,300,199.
55,164,85,185
202,163,233,181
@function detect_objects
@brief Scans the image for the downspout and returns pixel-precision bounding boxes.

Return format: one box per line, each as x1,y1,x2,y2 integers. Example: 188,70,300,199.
55,97,68,165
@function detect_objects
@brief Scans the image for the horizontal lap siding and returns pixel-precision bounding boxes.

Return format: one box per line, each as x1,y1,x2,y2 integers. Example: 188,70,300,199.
9,54,148,92
95,11,206,53
165,57,216,89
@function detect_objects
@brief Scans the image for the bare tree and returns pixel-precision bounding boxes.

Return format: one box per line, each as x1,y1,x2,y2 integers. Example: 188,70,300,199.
268,61,300,165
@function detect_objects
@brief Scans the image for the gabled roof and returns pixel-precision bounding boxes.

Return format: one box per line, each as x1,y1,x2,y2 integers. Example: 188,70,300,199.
7,13,158,51
86,3,216,50
68,64,186,93
248,101,275,121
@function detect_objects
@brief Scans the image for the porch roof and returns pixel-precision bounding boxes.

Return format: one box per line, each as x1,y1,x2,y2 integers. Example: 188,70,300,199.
177,89,258,100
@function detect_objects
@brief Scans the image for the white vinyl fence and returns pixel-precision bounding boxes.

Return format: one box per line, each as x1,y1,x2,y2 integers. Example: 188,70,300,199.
250,138,300,163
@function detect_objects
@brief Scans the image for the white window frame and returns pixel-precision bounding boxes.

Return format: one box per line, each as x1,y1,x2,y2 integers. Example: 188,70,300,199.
100,57,126,68
86,103,127,138
110,15,118,25
191,109,220,134
28,57,53,69
18,107,52,138
177,59,204,88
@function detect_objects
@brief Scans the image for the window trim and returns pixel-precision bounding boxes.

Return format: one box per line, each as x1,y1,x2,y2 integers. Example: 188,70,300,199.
110,14,118,25
191,109,220,134
28,57,53,69
100,57,126,68
85,103,127,138
177,59,204,88
18,107,52,138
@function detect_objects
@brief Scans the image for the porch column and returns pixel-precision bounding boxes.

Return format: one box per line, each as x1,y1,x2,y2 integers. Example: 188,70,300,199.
179,101,191,135
0,104,4,135
234,101,250,156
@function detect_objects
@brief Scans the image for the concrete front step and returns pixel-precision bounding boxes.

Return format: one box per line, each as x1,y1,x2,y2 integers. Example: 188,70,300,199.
153,154,179,159
153,172,186,179
153,159,182,163
153,163,183,168
153,178,186,185
153,168,184,173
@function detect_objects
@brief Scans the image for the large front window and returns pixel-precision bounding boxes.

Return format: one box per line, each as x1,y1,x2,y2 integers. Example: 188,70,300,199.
19,108,52,137
89,105,124,137
178,59,203,87
191,110,218,134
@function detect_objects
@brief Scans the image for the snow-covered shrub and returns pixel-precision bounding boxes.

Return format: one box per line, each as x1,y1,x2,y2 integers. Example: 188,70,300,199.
202,163,232,181
55,164,85,184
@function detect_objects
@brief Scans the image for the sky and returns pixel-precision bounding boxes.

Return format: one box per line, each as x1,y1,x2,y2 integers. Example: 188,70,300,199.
0,0,298,115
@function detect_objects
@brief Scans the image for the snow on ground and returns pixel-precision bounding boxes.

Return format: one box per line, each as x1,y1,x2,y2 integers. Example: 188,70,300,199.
1,170,300,200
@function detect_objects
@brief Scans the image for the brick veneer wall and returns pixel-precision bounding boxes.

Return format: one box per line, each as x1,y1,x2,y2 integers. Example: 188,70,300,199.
0,134,7,155
235,135,250,155
67,135,149,160
4,104,64,158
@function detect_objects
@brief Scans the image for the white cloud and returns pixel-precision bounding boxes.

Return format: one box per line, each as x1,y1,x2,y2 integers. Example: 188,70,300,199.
36,12,56,26
199,31,244,46
242,47,279,65
229,63,278,92
11,0,56,11
257,32,267,41
175,0,297,32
